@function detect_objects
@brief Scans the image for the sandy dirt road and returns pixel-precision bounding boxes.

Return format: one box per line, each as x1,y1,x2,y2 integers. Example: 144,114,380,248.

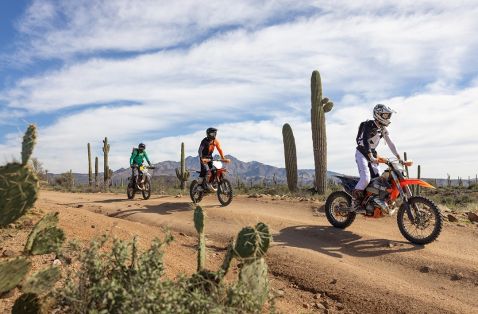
38,190,478,313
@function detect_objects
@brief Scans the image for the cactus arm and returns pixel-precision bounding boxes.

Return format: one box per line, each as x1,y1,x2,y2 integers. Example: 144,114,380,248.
22,266,61,294
0,257,32,294
21,125,37,166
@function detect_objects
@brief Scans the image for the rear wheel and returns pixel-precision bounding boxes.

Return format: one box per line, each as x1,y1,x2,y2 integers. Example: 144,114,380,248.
190,180,203,204
217,179,233,206
325,191,356,229
142,179,151,200
127,181,135,200
397,196,442,245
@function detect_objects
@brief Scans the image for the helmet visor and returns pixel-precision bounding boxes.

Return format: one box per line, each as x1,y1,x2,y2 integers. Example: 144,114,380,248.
208,131,217,138
380,112,392,119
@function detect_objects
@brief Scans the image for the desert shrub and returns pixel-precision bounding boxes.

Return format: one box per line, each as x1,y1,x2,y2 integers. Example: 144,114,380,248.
55,235,269,314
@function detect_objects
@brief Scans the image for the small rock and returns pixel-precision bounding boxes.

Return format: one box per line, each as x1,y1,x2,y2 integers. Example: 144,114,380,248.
336,302,345,310
451,273,463,281
321,300,330,309
7,223,16,229
315,302,326,310
457,224,465,227
467,212,478,223
302,303,310,309
330,278,337,284
91,224,95,228
22,219,34,227
77,204,84,208
175,194,182,198
179,232,187,236
313,293,322,300
447,214,458,222
276,289,285,297
128,205,132,207
52,259,62,266
420,265,433,273
387,241,395,248
0,289,15,299
2,249,15,257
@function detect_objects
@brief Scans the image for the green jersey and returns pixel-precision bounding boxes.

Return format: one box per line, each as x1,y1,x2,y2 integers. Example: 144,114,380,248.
130,148,151,166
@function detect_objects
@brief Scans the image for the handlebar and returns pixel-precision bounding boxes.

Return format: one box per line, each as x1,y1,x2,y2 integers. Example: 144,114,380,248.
201,158,231,163
377,157,413,167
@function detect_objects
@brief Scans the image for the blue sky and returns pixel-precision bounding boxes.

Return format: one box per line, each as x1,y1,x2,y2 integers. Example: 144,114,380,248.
1,0,478,178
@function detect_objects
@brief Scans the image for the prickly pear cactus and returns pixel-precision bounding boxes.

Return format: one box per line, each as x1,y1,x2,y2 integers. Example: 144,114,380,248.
194,206,206,271
233,223,271,260
22,125,37,166
12,293,41,314
0,124,39,227
24,212,59,253
22,266,61,294
29,227,65,255
0,257,32,294
238,258,269,306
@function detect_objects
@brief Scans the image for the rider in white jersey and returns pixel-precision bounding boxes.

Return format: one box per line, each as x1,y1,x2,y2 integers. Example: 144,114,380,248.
353,104,401,210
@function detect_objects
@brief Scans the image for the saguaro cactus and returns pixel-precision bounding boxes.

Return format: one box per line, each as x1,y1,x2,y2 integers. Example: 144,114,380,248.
194,206,206,271
95,157,99,187
282,124,298,192
102,137,110,187
175,142,190,190
0,124,39,226
87,143,92,186
311,70,333,194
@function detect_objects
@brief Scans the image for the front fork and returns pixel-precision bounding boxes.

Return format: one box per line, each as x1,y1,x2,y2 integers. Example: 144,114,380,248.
392,172,415,221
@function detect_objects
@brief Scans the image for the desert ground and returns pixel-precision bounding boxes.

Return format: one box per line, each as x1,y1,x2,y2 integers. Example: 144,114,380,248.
2,190,477,313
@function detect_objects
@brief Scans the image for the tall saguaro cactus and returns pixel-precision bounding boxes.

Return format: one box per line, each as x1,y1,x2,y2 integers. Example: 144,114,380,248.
311,70,334,194
102,137,110,187
282,124,298,192
95,157,99,187
87,143,92,187
175,142,190,190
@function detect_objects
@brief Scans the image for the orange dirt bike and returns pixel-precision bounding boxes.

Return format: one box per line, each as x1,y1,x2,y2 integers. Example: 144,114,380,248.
127,164,155,200
325,157,442,245
190,157,233,206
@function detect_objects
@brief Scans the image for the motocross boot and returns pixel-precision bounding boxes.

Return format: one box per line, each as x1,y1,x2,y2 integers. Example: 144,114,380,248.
352,189,365,212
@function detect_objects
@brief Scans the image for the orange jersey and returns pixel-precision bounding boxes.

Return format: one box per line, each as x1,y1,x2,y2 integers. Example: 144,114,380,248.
198,137,224,158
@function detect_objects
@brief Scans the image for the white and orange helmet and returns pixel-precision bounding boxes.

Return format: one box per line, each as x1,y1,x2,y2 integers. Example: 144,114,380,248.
373,104,395,127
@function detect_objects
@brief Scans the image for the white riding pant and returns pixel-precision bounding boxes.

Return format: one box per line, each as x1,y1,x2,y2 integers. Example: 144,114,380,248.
355,150,380,190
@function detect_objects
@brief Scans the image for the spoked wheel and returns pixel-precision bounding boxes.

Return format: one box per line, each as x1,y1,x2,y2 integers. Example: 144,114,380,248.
127,182,135,200
397,196,442,245
325,191,356,229
142,180,151,200
190,180,203,204
217,179,233,206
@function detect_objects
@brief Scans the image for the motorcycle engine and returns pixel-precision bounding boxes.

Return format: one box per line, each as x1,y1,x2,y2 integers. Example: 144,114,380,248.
366,177,391,213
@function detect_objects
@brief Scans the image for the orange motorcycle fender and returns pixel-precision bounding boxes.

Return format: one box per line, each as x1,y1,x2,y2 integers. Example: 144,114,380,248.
400,179,435,189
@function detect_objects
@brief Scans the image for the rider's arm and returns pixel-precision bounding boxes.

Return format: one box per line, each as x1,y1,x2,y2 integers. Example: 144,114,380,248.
144,151,151,166
382,128,400,159
215,139,225,159
129,151,135,165
198,140,206,159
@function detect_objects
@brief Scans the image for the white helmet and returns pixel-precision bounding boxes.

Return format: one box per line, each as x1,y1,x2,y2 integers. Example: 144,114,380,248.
373,104,395,127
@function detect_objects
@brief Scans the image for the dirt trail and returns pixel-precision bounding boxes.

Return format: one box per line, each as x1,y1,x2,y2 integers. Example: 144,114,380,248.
39,190,478,313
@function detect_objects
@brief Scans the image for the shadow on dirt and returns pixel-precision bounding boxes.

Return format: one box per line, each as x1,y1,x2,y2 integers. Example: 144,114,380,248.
274,225,423,259
95,195,171,203
108,202,192,218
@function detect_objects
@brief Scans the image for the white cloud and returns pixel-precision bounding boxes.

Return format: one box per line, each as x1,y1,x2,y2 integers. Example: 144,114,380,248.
1,0,477,179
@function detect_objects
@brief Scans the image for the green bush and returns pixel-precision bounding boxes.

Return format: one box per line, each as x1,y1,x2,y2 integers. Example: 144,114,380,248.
55,235,271,314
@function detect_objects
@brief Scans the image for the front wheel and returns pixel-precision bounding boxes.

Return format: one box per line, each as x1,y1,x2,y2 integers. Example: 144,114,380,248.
325,191,356,229
127,182,135,199
397,196,442,245
142,179,151,200
190,180,203,204
217,179,233,206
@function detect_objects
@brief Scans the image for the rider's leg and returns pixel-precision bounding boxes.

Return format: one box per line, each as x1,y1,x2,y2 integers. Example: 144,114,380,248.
199,160,208,188
353,150,371,209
